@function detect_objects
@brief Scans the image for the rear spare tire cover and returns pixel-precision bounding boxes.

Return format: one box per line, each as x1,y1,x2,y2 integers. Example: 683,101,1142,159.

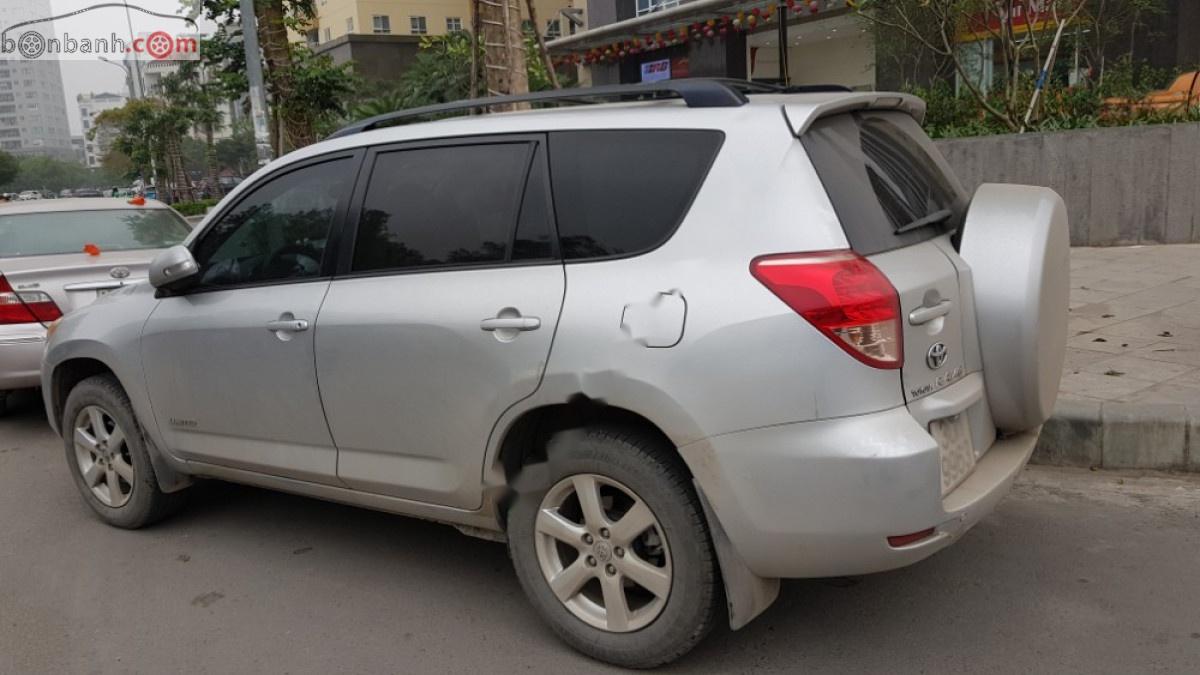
959,183,1069,433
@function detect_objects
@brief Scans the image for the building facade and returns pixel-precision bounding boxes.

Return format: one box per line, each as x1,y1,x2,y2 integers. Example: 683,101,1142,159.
550,0,871,88
77,92,127,167
312,0,576,45
551,0,1197,93
311,0,579,85
0,1,75,161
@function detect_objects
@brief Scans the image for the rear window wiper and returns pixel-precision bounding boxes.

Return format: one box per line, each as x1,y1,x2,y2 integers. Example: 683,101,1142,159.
894,208,954,235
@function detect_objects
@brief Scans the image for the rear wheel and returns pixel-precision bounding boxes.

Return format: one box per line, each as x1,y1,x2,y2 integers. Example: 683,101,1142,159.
62,374,186,528
507,425,719,668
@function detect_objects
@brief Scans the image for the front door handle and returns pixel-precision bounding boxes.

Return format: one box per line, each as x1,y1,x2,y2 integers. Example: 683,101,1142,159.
266,318,309,333
480,316,541,332
909,300,952,325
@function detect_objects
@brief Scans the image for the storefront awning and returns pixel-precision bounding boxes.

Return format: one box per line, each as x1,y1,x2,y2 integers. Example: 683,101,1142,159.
547,0,848,54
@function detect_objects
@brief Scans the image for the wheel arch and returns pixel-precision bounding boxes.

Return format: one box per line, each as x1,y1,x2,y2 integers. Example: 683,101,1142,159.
494,396,684,493
491,395,780,633
50,356,192,494
49,357,115,434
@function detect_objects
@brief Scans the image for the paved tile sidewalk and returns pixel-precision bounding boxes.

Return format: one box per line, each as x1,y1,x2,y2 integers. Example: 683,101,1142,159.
1062,244,1200,404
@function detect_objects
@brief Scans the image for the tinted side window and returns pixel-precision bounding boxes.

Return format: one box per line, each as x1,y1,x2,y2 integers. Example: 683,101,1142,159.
802,112,967,256
549,130,723,260
352,143,533,272
192,158,353,287
512,153,556,261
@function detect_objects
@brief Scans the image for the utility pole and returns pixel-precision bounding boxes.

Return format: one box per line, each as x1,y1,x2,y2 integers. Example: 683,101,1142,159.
121,1,146,99
239,0,274,165
478,0,529,110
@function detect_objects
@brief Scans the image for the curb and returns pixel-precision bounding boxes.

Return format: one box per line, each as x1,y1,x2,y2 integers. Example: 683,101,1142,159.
1033,397,1199,472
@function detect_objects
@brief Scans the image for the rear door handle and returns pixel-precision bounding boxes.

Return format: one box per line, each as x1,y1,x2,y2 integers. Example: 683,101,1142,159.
909,300,952,325
480,316,541,332
266,319,309,333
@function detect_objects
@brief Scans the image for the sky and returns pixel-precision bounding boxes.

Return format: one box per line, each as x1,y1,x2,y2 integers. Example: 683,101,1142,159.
37,0,220,135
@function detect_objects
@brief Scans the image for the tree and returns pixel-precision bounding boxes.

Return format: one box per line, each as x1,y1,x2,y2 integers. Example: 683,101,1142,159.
0,151,17,187
93,98,193,201
215,120,257,176
478,0,529,109
349,32,566,121
160,59,226,197
853,0,1172,131
852,0,1088,131
524,0,559,89
286,44,358,139
0,155,124,193
1076,0,1167,87
189,0,356,153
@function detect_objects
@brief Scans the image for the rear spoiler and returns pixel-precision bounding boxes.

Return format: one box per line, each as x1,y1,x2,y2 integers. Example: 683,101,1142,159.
782,93,927,136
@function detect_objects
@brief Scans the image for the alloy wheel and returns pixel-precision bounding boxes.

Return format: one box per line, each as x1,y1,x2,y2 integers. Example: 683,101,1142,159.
73,405,134,508
534,473,672,632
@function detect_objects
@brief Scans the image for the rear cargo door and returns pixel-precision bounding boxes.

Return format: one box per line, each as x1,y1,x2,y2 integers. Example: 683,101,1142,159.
801,110,973,404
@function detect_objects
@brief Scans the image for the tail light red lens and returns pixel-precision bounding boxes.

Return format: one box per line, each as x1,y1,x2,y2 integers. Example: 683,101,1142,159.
0,274,63,325
750,250,903,369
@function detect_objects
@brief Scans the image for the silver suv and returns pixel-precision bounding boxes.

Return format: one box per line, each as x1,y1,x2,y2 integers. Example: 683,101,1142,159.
42,81,1069,668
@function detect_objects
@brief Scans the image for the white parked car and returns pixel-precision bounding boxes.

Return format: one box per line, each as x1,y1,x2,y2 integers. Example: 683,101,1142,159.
41,81,1068,668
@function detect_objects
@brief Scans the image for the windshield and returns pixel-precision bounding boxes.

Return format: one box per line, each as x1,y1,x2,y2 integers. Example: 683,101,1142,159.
0,209,191,257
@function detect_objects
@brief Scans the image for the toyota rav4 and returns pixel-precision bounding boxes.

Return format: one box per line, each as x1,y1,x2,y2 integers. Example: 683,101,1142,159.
42,80,1068,668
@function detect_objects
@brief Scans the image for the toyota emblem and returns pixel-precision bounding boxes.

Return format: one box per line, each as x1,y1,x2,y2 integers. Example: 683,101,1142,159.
926,342,948,370
109,266,131,279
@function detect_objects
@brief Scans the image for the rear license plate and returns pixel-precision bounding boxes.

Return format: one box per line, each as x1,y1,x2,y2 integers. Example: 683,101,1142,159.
931,413,974,495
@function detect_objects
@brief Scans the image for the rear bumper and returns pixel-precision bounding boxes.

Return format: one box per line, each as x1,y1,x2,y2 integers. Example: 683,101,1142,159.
679,405,1037,579
0,326,47,391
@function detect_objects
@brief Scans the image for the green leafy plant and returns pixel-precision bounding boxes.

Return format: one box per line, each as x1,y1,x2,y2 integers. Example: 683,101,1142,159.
348,31,575,122
171,198,220,216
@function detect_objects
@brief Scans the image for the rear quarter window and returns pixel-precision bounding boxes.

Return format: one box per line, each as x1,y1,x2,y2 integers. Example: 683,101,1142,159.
548,129,724,261
801,111,967,256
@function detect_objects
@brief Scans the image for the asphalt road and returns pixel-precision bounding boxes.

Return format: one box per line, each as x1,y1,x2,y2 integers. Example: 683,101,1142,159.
3,389,1199,674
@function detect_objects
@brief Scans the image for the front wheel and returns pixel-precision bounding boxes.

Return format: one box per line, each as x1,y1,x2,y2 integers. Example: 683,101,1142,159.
507,426,720,668
62,374,186,529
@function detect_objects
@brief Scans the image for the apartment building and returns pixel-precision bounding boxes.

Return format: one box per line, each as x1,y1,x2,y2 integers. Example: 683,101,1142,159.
0,1,75,161
77,92,127,167
313,0,575,45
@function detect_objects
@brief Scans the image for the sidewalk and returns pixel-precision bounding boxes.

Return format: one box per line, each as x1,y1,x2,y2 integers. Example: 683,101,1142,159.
1035,244,1200,471
1063,244,1200,403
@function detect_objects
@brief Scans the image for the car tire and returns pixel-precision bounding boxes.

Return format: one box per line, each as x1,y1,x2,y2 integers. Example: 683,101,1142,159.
62,374,186,529
507,425,720,669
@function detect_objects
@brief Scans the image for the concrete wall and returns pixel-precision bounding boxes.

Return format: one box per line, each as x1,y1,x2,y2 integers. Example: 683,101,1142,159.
936,123,1200,246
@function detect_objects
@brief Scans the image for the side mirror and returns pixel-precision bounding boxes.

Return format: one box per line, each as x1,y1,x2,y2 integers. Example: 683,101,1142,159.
149,245,199,289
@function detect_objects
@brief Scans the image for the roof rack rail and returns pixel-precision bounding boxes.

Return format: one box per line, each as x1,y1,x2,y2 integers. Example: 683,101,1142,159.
710,79,852,95
328,79,749,139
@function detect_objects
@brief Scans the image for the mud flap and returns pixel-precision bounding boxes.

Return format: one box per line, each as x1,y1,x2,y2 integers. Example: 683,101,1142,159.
694,480,780,630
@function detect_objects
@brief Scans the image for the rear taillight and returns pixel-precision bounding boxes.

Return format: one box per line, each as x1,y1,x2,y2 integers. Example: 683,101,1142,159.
0,274,63,325
750,250,903,369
